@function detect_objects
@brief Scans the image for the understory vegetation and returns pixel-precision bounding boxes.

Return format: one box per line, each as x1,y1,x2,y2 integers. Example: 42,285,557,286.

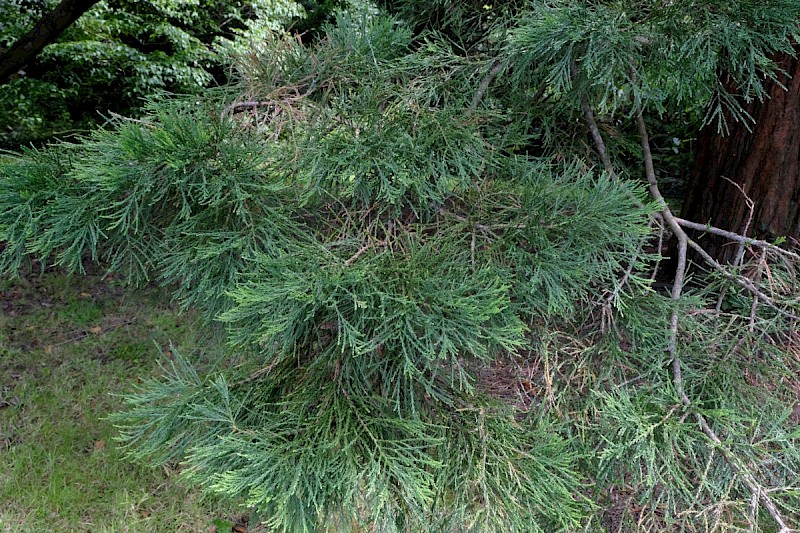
1,2,800,532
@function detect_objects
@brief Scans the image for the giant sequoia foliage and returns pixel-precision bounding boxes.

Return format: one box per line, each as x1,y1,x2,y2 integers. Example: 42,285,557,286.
2,3,800,532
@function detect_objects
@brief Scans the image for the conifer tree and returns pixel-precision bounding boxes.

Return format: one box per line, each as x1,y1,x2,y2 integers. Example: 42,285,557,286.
2,2,800,531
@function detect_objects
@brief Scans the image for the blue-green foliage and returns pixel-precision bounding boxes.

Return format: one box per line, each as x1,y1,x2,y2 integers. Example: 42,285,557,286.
1,98,302,318
2,5,800,532
0,17,642,528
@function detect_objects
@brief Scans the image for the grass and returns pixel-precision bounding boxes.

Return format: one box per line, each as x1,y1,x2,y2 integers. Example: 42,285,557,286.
0,269,244,532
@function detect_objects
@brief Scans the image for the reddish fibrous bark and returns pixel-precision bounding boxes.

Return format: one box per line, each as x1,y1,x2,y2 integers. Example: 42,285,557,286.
682,42,800,263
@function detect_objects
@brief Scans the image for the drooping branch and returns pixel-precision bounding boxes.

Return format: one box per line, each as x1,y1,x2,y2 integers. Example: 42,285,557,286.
633,101,688,398
633,97,796,532
693,413,793,533
0,0,102,85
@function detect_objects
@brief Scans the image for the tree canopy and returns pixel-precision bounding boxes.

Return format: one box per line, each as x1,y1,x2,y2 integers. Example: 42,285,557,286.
0,0,332,146
1,2,800,531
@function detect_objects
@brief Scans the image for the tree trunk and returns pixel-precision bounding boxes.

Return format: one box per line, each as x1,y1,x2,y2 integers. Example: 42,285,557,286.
0,0,102,85
682,44,800,264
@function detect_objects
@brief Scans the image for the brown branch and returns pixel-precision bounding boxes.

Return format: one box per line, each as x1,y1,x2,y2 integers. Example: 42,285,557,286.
571,58,617,180
581,97,617,180
469,60,505,113
634,100,688,397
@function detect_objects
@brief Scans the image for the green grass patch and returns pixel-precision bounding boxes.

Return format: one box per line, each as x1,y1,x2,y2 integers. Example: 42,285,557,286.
0,271,241,532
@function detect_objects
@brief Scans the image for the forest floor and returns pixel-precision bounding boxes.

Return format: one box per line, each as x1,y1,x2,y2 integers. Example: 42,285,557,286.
0,268,249,532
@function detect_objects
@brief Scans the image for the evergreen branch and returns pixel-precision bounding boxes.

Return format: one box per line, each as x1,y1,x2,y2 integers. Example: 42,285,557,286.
693,413,794,533
441,210,525,232
602,216,660,324
8,10,798,529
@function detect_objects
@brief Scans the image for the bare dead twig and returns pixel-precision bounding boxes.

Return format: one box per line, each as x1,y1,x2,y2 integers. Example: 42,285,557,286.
723,176,756,266
675,218,800,261
343,238,386,267
686,238,800,320
650,214,666,281
749,252,766,332
714,178,756,312
230,358,281,388
470,231,476,272
441,210,526,232
222,100,274,116
107,111,154,127
49,317,137,347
